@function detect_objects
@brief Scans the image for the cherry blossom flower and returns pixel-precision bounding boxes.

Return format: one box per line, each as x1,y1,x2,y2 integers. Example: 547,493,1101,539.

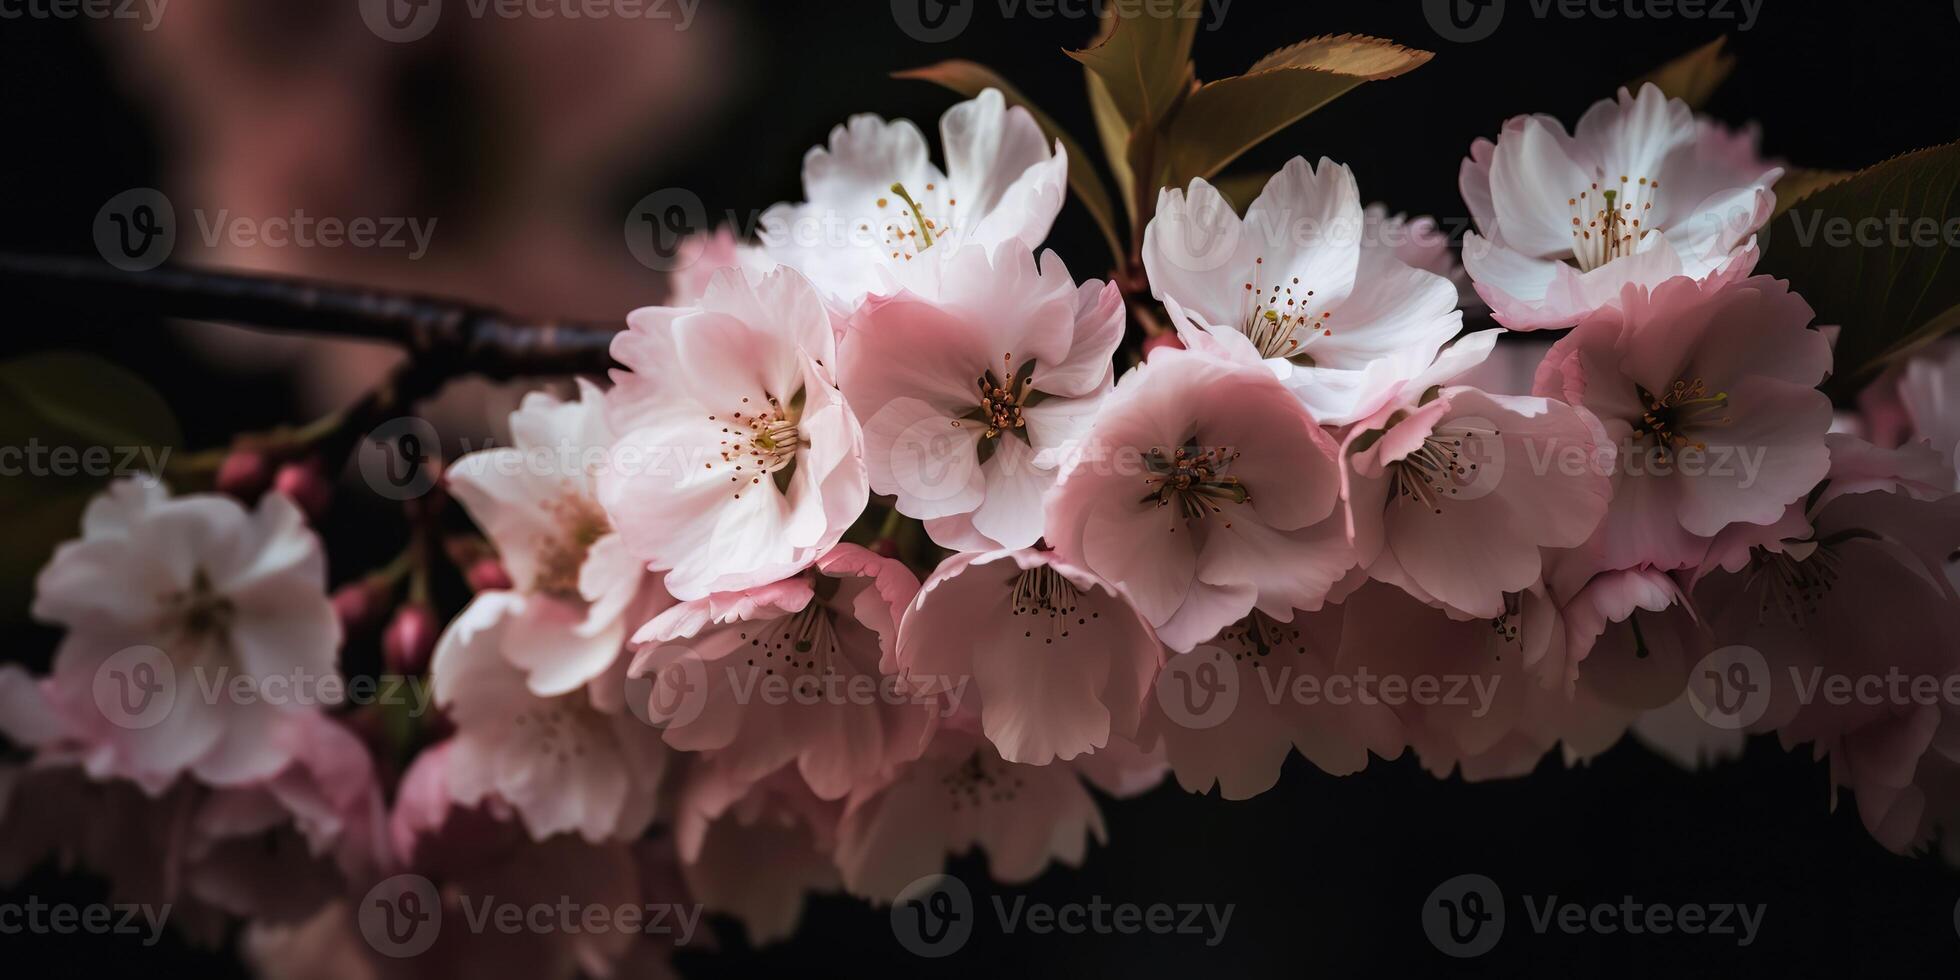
1142,156,1465,425
840,243,1122,550
833,728,1162,900
757,88,1067,310
1336,581,1574,780
1343,385,1611,618
1045,344,1357,652
12,479,338,790
1690,438,1960,847
430,595,671,843
670,763,841,945
1140,601,1404,799
1364,203,1479,311
600,266,870,600
895,549,1159,766
630,544,935,800
447,380,672,699
1460,83,1782,330
1534,274,1833,574
1897,344,1960,489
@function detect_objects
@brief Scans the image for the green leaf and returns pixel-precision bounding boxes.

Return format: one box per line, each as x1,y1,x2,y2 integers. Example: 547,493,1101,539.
0,352,182,622
1631,36,1735,110
1756,141,1960,389
1064,7,1197,132
1771,167,1853,219
1211,171,1274,216
1085,71,1137,223
895,59,1125,262
1162,34,1432,188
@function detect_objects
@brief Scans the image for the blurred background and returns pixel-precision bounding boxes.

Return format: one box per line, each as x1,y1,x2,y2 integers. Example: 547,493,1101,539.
4,0,1960,975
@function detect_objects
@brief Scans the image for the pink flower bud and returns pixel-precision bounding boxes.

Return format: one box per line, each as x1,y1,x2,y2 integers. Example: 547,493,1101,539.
384,604,440,676
332,579,387,632
215,449,271,501
465,558,513,592
273,458,332,521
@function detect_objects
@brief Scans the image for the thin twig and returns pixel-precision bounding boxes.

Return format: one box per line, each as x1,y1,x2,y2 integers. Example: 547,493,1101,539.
0,252,621,378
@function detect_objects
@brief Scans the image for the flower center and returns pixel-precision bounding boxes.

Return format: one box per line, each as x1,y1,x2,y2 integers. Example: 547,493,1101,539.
737,600,842,677
1567,175,1659,272
1747,543,1841,628
532,492,611,599
160,568,234,656
512,697,610,764
713,389,807,500
1008,564,1095,645
1142,443,1250,531
1220,609,1305,662
874,181,953,262
1389,423,1499,514
1631,378,1730,455
1239,255,1330,362
949,352,1042,447
942,751,1022,811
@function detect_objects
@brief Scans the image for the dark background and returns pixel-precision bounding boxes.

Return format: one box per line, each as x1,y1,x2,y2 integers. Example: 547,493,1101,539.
4,0,1959,975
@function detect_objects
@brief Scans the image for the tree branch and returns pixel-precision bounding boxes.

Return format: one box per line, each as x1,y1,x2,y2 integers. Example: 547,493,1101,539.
0,252,621,379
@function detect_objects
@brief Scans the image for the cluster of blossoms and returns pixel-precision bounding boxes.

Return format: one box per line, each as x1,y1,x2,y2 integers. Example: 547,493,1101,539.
4,81,1958,975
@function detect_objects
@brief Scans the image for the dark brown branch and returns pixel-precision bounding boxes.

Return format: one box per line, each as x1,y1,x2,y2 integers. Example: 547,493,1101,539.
0,252,621,379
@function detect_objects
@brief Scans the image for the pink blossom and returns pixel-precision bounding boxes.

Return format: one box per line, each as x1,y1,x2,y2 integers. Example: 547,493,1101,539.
14,479,339,791
896,549,1159,766
758,88,1067,311
600,266,870,600
1143,156,1465,425
1460,83,1781,330
630,544,934,800
840,243,1122,550
1534,273,1834,574
1343,385,1611,618
1045,345,1356,652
